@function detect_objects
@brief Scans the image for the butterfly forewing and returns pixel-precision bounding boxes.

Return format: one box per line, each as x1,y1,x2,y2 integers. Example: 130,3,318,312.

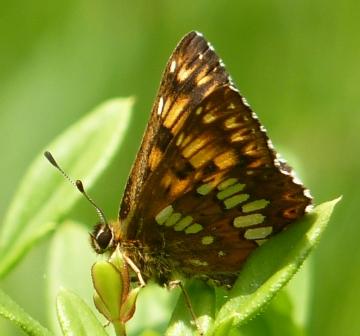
118,32,311,286
120,32,230,224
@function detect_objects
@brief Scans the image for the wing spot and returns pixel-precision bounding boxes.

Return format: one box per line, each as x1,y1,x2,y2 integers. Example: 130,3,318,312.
201,236,215,245
174,216,193,231
155,205,174,225
165,212,182,227
214,150,238,170
198,75,212,86
242,199,270,213
233,214,265,228
242,96,250,106
203,112,217,123
256,239,268,246
230,131,246,142
196,182,215,195
177,67,193,82
218,251,226,257
189,259,208,267
182,135,211,158
176,132,184,146
224,116,242,129
217,183,245,200
224,193,250,209
185,223,203,234
229,85,239,92
149,147,163,171
170,60,176,73
218,178,238,190
251,111,258,120
189,145,221,168
244,226,272,239
163,97,190,129
195,106,203,115
157,97,164,116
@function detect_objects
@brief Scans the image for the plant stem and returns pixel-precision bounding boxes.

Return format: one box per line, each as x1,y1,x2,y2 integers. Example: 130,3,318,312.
113,321,126,336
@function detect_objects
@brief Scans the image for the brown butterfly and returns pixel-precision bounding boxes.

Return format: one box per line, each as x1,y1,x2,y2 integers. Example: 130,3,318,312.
47,31,312,288
91,31,312,287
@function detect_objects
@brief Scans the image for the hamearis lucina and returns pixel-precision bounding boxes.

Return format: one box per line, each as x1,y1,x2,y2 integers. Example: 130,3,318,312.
45,31,313,335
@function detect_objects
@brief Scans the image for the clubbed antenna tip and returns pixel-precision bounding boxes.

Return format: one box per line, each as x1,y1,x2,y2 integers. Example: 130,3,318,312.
44,150,108,226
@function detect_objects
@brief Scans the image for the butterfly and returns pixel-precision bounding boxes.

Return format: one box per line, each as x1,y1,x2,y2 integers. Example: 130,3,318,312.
88,31,312,287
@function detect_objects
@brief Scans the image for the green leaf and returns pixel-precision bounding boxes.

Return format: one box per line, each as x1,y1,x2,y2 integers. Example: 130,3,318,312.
92,260,124,320
235,289,305,336
166,280,215,336
47,221,95,334
0,98,133,278
0,288,53,336
120,287,141,323
56,289,108,336
211,197,341,335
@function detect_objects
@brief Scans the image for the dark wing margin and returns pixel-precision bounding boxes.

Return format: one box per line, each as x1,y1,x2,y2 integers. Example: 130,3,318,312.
119,31,232,223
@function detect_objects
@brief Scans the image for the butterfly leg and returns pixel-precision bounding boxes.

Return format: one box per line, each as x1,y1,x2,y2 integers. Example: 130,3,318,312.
169,280,204,336
123,254,146,287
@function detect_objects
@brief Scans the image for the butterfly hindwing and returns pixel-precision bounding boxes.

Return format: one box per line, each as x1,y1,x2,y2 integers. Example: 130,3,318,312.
118,32,311,285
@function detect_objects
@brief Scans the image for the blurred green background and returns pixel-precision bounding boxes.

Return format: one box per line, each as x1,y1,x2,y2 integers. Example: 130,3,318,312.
0,0,358,335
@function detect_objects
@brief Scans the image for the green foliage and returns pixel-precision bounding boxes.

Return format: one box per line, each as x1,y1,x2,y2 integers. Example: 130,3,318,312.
56,289,108,336
0,289,52,336
0,98,133,278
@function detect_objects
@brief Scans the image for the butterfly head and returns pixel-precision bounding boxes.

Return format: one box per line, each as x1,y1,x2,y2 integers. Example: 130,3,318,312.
90,223,115,254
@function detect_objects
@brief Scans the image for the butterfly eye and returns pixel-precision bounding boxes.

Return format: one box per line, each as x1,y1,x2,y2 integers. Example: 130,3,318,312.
90,224,114,254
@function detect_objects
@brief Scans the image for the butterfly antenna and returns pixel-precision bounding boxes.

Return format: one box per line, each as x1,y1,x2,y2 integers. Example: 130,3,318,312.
44,151,108,226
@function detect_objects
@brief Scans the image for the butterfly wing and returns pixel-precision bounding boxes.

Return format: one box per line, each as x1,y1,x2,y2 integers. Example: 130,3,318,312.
119,32,311,285
119,31,230,224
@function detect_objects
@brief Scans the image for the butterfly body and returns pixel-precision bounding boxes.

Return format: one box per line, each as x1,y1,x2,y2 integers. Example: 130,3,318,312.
93,31,311,287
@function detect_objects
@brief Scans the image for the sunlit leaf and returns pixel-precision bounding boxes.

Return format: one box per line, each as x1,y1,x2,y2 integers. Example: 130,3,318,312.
0,98,133,278
56,289,108,336
0,288,53,336
47,221,95,334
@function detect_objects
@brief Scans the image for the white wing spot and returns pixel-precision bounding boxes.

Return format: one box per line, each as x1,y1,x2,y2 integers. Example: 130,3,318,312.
199,53,204,60
251,111,258,120
305,204,314,212
260,125,267,132
157,97,164,116
170,60,176,73
242,96,250,106
304,189,312,199
229,85,239,93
